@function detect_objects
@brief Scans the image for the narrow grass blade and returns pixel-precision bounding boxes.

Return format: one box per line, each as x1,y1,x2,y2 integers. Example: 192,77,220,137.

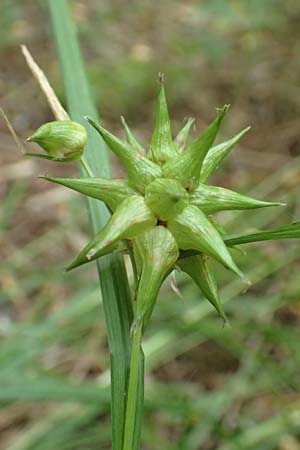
46,2,142,449
224,221,300,246
180,222,300,259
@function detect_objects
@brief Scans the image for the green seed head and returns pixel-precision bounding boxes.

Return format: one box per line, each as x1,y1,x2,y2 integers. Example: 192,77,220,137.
28,120,87,160
42,78,285,328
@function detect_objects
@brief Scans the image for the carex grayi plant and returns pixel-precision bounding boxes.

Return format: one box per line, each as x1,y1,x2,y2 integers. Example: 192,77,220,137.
7,43,299,450
29,76,285,327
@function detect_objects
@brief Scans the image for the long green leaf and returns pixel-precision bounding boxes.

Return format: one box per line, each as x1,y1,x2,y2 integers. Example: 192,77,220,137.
46,2,142,449
224,221,300,246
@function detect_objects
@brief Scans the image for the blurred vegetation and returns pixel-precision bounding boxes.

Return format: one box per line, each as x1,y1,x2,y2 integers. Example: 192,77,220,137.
1,1,300,449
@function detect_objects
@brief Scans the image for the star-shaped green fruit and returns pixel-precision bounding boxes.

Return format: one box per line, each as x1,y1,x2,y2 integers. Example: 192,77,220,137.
41,80,283,327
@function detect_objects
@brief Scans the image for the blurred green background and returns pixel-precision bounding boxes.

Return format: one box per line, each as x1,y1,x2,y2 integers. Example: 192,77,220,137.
1,1,300,449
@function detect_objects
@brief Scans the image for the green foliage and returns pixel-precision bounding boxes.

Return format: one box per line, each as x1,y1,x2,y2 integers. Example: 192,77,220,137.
225,221,300,246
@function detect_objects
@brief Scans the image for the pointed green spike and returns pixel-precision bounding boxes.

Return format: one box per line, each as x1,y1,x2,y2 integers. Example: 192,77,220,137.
66,196,156,270
190,183,284,213
167,205,243,278
174,117,195,152
43,176,137,212
120,116,145,154
163,105,229,190
148,78,178,164
86,116,162,193
200,126,250,183
177,254,227,323
133,226,179,329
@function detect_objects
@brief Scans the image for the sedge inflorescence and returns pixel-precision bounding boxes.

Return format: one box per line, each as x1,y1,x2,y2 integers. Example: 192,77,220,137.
32,78,283,327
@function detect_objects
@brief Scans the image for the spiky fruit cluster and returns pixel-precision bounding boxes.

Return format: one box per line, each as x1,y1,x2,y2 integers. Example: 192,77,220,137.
41,80,283,327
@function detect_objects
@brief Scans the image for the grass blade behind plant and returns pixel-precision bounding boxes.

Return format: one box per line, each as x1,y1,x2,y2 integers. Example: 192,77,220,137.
224,221,300,246
46,2,141,449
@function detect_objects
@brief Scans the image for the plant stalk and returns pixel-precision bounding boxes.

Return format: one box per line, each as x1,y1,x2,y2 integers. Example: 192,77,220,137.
46,2,146,448
47,2,136,449
80,157,94,177
123,321,143,450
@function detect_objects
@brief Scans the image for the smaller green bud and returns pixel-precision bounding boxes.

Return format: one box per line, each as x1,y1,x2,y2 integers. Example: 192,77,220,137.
27,120,87,161
145,178,189,221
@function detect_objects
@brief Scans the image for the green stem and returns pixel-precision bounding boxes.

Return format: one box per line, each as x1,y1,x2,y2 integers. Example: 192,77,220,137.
47,3,135,449
123,321,143,450
80,157,94,177
79,154,146,450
